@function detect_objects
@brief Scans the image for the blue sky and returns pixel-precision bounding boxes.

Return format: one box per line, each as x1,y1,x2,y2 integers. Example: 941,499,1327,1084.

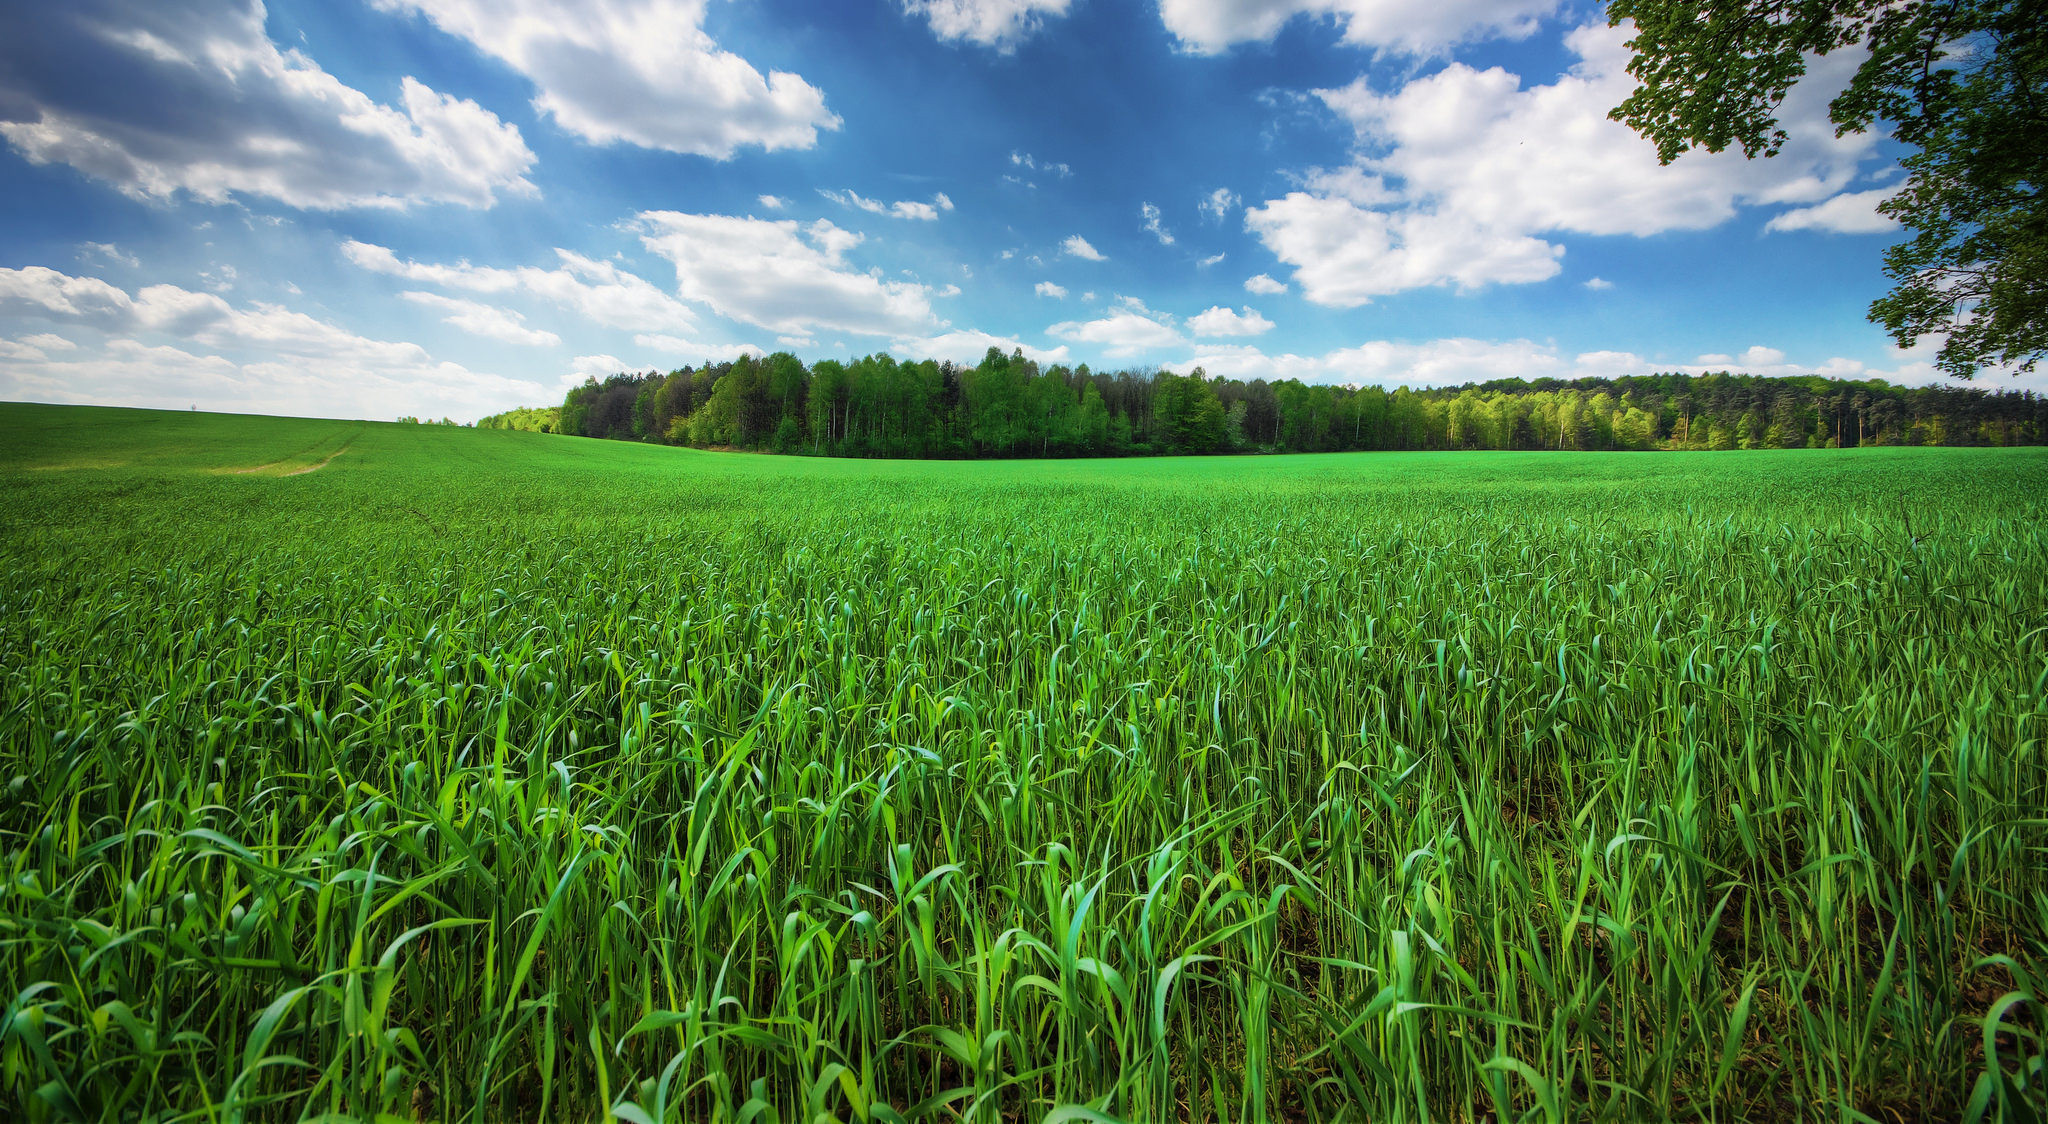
0,0,2002,421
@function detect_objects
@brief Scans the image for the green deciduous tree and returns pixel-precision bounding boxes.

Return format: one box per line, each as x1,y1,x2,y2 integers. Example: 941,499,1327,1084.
964,347,1029,454
690,366,747,446
1152,371,1227,453
1609,0,2047,377
548,350,2045,456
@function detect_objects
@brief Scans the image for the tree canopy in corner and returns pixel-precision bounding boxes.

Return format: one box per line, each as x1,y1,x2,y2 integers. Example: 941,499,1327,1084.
1610,0,2046,378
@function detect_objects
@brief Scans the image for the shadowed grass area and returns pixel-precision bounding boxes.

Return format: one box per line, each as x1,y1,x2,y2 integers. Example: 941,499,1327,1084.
2,402,2045,1122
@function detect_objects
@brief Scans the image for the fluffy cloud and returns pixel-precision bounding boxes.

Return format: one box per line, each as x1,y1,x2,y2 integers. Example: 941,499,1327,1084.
821,189,956,220
635,211,939,337
1247,196,1563,303
1188,305,1274,337
1062,235,1107,261
904,0,1073,50
889,329,1070,365
1695,345,1786,367
1142,203,1176,245
1571,349,1646,377
1048,298,1183,357
374,0,837,158
1764,186,1902,234
1035,281,1069,298
0,0,534,210
1319,26,1872,235
1248,22,1882,304
565,353,631,386
1583,276,1613,290
1299,166,1399,205
1244,273,1288,295
1200,188,1240,223
0,269,136,323
0,266,541,417
1,267,416,360
1158,0,1561,56
402,291,561,346
343,241,698,334
758,195,788,210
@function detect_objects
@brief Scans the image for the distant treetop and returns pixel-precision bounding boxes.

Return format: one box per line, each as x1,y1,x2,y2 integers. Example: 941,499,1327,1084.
522,349,2045,458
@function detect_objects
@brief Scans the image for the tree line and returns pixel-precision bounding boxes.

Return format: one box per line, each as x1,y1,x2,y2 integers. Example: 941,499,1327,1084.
475,347,2048,454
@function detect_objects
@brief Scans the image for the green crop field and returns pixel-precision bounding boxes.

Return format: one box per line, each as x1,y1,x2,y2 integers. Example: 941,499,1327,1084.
3,401,2046,1123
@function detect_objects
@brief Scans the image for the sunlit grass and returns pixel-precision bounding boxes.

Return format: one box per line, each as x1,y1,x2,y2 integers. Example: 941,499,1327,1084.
2,402,2044,1122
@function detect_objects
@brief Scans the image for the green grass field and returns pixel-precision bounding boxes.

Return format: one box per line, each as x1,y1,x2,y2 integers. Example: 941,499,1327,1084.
3,402,2046,1123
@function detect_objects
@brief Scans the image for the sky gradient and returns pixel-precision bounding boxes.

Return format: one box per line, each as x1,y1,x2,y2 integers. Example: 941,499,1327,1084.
0,0,2012,421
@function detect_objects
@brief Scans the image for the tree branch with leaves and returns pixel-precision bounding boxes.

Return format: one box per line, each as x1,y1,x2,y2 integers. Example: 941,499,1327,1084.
1609,0,2047,377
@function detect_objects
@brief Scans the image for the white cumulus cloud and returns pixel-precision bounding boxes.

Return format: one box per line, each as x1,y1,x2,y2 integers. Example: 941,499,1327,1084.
1764,186,1902,234
0,0,534,210
904,0,1073,50
1062,235,1106,261
1035,281,1068,298
1694,345,1787,368
373,0,838,158
0,265,542,417
1188,305,1274,337
566,353,631,386
1244,273,1288,294
1048,298,1183,357
1317,25,1873,236
1158,0,1562,56
1246,196,1563,303
635,211,939,337
1245,22,1881,305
